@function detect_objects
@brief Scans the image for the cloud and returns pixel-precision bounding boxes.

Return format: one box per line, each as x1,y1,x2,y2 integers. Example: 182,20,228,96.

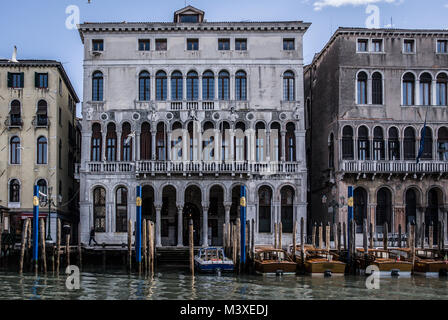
313,0,402,11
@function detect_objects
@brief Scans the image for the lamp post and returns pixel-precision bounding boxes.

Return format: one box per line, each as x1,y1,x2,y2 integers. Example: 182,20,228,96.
40,186,56,242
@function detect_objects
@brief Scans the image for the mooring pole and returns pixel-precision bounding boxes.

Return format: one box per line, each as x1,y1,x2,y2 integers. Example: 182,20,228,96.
347,186,354,261
136,186,142,275
33,185,40,274
240,185,247,267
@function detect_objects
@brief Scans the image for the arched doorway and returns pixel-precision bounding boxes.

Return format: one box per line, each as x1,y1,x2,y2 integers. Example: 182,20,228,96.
142,185,155,223
209,185,224,246
376,188,392,233
280,186,294,233
230,185,242,223
405,189,417,232
161,185,176,246
426,188,442,243
354,187,367,233
184,185,202,246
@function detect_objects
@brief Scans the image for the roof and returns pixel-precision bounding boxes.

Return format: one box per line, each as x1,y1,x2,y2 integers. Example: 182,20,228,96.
77,20,311,43
0,59,80,103
309,27,448,69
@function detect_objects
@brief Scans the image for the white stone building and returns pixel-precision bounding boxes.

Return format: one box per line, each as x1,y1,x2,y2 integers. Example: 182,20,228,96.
77,6,310,248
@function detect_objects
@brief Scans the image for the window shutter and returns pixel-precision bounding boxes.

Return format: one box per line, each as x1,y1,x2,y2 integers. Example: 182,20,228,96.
7,72,12,87
20,73,24,87
35,73,39,88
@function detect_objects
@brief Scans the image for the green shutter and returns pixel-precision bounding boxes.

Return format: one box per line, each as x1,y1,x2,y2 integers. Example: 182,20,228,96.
35,73,39,88
20,73,24,88
7,72,12,87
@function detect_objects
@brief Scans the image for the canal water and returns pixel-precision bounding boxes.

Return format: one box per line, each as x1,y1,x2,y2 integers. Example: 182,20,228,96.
0,268,447,300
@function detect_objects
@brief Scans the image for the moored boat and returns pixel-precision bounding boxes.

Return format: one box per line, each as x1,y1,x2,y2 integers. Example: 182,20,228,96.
413,249,448,277
357,248,412,277
254,247,297,275
194,247,234,273
304,249,346,276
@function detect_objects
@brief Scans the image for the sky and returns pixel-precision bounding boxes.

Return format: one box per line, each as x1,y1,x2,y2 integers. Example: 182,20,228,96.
1,0,448,116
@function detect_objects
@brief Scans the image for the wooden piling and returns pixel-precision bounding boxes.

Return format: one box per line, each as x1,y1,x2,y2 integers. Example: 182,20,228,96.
251,219,255,260
300,218,305,263
78,242,82,271
102,249,106,271
292,221,297,260
337,222,342,252
429,222,433,249
369,222,374,249
421,222,425,249
343,222,347,251
438,221,442,251
40,218,47,273
142,219,147,273
56,218,61,273
236,218,241,266
66,234,70,267
222,223,226,253
312,222,316,248
272,222,276,249
232,224,237,266
332,223,338,251
278,222,282,250
363,219,368,253
189,219,194,275
128,219,132,272
150,221,154,274
398,224,402,248
318,223,323,249
325,223,330,251
19,219,29,274
410,223,416,272
352,221,357,258
246,221,250,262
383,222,388,251
406,223,411,248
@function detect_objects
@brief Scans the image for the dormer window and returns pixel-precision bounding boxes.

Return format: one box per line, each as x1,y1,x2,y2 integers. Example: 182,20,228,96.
180,14,199,23
174,6,205,23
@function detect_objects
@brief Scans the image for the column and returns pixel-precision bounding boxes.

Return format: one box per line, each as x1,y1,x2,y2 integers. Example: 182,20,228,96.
135,130,141,161
177,204,183,247
280,130,286,162
167,73,171,102
214,129,220,163
296,130,304,164
183,76,187,101
151,130,156,160
167,131,172,161
198,75,203,102
432,79,437,106
116,130,122,161
224,202,231,225
102,131,107,161
230,74,235,101
214,75,219,101
367,78,372,105
151,74,156,102
202,205,209,247
415,79,420,106
265,129,271,163
155,204,162,247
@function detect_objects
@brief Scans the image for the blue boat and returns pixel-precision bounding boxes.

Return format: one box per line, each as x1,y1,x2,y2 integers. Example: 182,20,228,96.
194,247,234,273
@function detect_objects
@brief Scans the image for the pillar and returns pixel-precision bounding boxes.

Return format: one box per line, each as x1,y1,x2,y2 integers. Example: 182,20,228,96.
151,130,156,160
116,130,122,161
177,205,183,247
155,204,162,246
224,202,231,225
135,130,141,161
280,130,286,162
202,205,209,247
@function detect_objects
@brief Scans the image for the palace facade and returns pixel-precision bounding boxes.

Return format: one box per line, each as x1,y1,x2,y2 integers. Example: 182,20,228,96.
77,6,310,247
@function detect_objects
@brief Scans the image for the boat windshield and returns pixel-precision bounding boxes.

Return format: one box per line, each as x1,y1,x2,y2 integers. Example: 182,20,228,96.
200,249,224,261
258,251,286,261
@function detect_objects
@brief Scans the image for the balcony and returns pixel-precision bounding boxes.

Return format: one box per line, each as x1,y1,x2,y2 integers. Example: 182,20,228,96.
4,115,23,129
83,160,302,177
341,160,448,178
32,116,50,128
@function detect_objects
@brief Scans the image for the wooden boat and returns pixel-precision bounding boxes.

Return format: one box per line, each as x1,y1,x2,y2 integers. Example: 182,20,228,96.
304,249,346,276
413,249,448,277
356,248,412,277
194,247,234,273
254,247,297,275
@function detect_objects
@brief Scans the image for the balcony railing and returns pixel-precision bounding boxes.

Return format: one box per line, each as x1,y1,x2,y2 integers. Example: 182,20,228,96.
4,115,23,128
32,116,49,128
83,160,302,176
341,160,448,174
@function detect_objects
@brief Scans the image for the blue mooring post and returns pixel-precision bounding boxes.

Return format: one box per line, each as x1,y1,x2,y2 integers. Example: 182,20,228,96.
240,185,247,266
136,186,142,269
33,185,40,273
347,186,354,261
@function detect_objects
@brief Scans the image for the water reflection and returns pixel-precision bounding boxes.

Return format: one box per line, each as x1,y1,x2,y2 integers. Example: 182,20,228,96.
0,269,447,300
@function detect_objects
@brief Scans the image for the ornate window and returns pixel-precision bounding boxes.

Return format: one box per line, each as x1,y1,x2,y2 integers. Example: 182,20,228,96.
10,100,21,125
9,179,20,203
376,188,392,233
372,72,383,105
156,122,166,161
373,127,385,160
156,71,167,101
93,187,106,232
116,187,128,232
37,179,47,201
234,122,246,161
357,72,368,104
420,73,432,106
358,126,370,160
218,71,230,100
171,71,183,101
342,126,354,160
121,122,132,161
37,100,48,126
280,186,294,233
388,127,400,160
92,71,103,101
420,127,433,160
235,70,247,101
255,122,266,162
258,186,272,233
139,71,150,101
286,123,296,162
436,73,447,106
438,127,448,161
202,71,215,100
106,123,117,161
404,127,416,160
403,72,415,106
91,123,102,161
283,71,295,101
10,136,20,164
37,136,47,164
140,122,151,160
187,71,199,101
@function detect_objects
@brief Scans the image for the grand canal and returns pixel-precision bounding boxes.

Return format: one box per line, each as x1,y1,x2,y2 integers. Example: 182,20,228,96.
0,268,447,300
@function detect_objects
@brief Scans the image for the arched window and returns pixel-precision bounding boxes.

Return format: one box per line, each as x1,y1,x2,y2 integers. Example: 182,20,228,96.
121,122,132,161
139,71,150,101
235,70,247,101
140,122,151,160
37,100,48,126
403,72,415,106
106,123,117,161
354,187,367,233
280,186,294,233
116,187,128,232
342,126,354,160
171,71,183,101
376,188,392,233
91,123,102,161
220,121,230,161
283,71,295,101
235,122,246,161
328,133,334,168
436,73,448,106
37,136,47,164
218,71,230,100
9,179,20,203
202,71,215,100
10,136,20,164
258,186,272,233
203,121,215,161
358,126,370,160
255,122,266,162
420,127,433,160
388,127,400,160
372,72,383,105
404,127,416,160
37,179,47,202
286,123,296,162
438,127,448,160
156,71,167,101
93,187,106,232
156,122,166,160
187,71,199,101
270,122,281,162
405,189,417,230
373,126,385,160
92,71,103,101
10,100,21,125
420,73,432,106
357,72,368,104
